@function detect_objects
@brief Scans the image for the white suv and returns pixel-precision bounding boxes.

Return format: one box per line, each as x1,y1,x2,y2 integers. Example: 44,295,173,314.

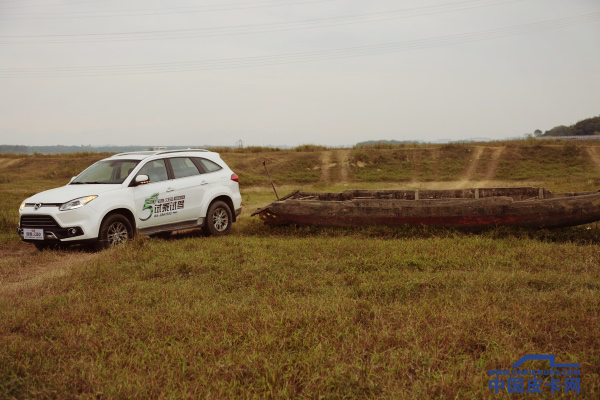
17,149,242,250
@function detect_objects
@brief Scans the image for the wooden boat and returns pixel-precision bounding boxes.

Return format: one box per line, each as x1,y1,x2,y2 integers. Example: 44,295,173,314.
251,187,600,229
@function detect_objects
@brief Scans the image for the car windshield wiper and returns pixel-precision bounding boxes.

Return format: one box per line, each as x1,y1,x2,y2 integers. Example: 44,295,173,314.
72,181,115,184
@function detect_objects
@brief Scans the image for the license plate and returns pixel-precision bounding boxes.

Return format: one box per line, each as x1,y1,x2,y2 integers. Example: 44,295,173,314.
24,228,44,240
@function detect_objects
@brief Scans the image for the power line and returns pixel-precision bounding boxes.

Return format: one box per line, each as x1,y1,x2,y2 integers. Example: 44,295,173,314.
0,0,119,9
0,0,527,44
0,0,526,44
1,12,598,77
0,0,337,19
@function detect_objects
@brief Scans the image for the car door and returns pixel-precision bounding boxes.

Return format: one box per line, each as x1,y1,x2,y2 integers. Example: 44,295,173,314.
133,159,178,229
165,157,207,223
195,157,226,190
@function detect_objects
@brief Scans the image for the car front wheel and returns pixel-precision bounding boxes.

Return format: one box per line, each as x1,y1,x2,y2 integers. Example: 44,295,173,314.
95,214,133,250
203,201,232,236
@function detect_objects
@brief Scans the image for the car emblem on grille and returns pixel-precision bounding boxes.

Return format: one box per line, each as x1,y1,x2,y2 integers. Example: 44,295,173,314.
34,203,42,210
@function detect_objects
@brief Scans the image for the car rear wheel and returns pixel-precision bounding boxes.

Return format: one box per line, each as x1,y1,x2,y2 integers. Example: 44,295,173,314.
203,201,232,236
95,214,133,250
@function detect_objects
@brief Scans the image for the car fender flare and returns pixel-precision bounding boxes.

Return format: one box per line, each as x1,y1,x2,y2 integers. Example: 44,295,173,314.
96,203,138,235
201,192,236,222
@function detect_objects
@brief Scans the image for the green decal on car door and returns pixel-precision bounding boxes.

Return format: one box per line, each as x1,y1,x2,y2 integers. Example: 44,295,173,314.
139,192,159,221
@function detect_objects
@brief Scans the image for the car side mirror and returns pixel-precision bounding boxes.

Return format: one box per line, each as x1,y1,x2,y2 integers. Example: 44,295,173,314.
133,174,150,186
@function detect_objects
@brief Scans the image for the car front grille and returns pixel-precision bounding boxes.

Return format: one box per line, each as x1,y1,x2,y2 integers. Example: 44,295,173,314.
20,215,61,229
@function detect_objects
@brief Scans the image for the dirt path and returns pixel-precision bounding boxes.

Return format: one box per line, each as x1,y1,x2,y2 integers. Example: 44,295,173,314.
0,158,23,169
337,149,351,184
455,147,484,188
482,146,505,181
411,151,421,182
0,245,101,296
319,151,332,182
431,149,440,181
587,147,600,171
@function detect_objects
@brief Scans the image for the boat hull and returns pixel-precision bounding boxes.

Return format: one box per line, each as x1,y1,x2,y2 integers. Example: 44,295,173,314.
252,188,600,229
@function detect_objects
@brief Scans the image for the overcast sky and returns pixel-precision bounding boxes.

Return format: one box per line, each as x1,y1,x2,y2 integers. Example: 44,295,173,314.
0,0,599,147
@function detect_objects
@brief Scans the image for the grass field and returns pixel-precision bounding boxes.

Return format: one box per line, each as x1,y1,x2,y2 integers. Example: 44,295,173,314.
1,143,599,398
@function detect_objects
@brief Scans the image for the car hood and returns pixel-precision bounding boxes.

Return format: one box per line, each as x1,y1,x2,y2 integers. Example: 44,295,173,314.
26,184,123,204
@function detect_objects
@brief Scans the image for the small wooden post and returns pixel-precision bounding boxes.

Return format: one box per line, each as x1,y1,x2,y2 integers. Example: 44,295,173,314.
263,161,279,200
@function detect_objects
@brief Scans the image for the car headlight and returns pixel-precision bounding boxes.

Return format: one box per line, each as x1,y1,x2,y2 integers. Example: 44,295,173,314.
59,195,97,211
19,200,27,211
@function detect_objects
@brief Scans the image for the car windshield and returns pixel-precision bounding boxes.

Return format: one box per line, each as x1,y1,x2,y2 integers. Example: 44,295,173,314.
71,159,140,184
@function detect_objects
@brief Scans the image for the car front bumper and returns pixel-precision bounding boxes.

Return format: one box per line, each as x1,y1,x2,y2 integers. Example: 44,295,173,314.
18,205,102,243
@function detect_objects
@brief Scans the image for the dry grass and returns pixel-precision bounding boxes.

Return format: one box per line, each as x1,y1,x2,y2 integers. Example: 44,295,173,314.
1,223,598,398
0,143,599,398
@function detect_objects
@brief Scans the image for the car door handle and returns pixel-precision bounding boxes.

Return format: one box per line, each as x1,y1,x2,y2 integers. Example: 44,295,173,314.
166,187,175,192
201,181,208,185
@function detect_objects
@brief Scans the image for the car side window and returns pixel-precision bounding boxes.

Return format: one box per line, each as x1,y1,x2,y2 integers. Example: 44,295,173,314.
170,157,201,179
138,159,169,183
196,158,222,173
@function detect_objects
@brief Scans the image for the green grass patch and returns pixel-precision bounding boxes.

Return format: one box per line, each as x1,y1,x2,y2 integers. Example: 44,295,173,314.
349,149,416,182
495,144,592,180
221,151,322,186
348,146,475,182
412,149,435,181
437,145,474,181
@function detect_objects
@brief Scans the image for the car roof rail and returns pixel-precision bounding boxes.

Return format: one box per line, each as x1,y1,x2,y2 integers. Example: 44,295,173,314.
112,149,212,157
154,149,211,155
113,151,158,157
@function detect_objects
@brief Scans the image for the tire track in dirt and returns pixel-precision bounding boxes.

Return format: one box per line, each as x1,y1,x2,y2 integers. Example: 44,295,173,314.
455,147,484,188
337,149,351,183
0,245,101,296
587,147,600,171
0,158,23,169
431,149,440,181
411,150,421,182
483,146,505,181
319,151,332,182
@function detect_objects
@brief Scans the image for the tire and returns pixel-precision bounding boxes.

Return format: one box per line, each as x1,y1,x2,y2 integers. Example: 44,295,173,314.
95,214,133,250
202,201,232,237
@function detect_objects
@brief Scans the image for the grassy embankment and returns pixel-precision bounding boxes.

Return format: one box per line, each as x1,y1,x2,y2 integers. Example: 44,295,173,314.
0,142,599,398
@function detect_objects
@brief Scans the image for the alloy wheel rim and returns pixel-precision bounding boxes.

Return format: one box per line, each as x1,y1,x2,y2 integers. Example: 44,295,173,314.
212,208,229,232
107,222,128,245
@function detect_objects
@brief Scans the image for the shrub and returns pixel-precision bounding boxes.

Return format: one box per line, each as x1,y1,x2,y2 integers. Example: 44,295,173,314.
351,151,370,163
294,144,328,152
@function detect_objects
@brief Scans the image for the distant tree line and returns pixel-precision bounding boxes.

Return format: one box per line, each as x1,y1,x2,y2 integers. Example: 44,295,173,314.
0,145,28,153
356,140,423,147
541,115,600,137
